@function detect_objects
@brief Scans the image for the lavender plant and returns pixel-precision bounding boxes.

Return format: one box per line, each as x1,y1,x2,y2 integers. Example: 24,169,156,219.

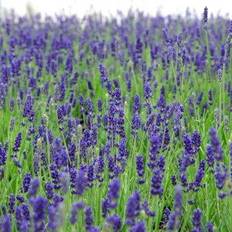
0,7,232,232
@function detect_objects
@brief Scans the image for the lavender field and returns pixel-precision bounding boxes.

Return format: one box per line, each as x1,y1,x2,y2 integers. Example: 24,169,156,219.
0,7,232,232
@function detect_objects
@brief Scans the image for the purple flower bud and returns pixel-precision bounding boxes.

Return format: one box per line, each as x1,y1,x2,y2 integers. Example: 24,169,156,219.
108,178,120,200
98,99,103,112
22,173,32,193
85,207,94,231
144,81,152,99
214,163,227,190
8,194,15,214
99,64,108,86
118,138,128,161
15,205,29,231
126,192,141,226
45,182,54,199
192,131,201,153
136,155,145,184
206,222,214,232
87,164,94,186
131,113,141,135
16,195,24,203
149,133,161,167
192,208,202,232
23,95,35,121
102,178,120,217
142,201,155,217
0,144,7,166
151,167,164,197
48,205,61,231
68,143,76,163
50,163,61,189
133,95,141,113
59,171,69,194
106,215,121,232
30,196,48,232
21,204,30,221
174,185,182,216
206,145,214,167
13,132,22,152
209,128,223,161
70,202,84,224
167,185,182,230
203,7,208,24
52,194,63,207
0,214,11,232
28,178,40,197
130,221,146,232
70,168,87,195
189,160,205,190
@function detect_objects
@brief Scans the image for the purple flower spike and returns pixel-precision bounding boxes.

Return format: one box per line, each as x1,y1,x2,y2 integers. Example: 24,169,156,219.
106,215,121,232
28,178,40,197
167,185,182,230
130,221,146,232
30,196,48,232
0,144,7,166
136,155,145,184
214,163,227,190
70,202,84,224
203,7,208,24
0,214,11,232
126,191,141,226
102,178,120,217
192,208,202,232
13,132,22,152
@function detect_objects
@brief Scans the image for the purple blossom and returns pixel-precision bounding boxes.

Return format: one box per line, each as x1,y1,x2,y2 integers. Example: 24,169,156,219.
70,202,84,224
126,191,141,226
23,95,35,121
203,7,208,24
136,155,145,184
150,167,164,196
131,113,141,135
142,201,155,217
206,222,214,232
0,214,11,232
48,205,61,231
30,196,48,232
22,173,32,193
148,133,161,168
206,145,214,167
106,215,121,232
70,168,87,195
45,182,54,199
28,178,40,197
8,194,15,214
214,163,227,190
167,185,182,230
144,81,152,99
209,128,223,161
13,132,22,152
130,221,146,232
133,95,141,113
192,208,202,232
102,178,120,217
85,207,94,231
0,144,7,166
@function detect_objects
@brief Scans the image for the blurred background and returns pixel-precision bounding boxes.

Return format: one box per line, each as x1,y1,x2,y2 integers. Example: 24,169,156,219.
0,0,231,18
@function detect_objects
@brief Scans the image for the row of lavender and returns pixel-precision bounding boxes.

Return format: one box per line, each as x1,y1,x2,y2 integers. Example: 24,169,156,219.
0,7,232,231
